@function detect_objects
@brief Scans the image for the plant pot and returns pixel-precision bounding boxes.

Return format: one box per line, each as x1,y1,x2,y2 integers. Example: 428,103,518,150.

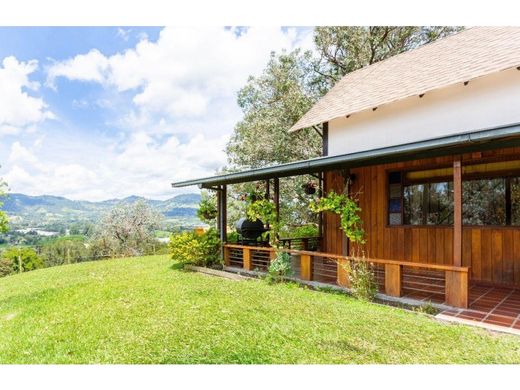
302,183,316,195
202,211,217,220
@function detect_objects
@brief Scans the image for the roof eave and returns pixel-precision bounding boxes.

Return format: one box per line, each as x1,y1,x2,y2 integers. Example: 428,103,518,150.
172,123,520,188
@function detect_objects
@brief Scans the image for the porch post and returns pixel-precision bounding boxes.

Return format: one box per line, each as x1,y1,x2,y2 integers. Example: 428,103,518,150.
216,190,221,233
219,185,227,260
273,177,280,224
453,157,462,267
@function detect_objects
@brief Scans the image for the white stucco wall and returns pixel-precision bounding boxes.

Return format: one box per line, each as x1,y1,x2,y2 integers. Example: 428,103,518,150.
328,68,520,156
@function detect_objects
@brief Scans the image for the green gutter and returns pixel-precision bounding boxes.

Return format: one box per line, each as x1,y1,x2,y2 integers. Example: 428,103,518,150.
172,123,520,188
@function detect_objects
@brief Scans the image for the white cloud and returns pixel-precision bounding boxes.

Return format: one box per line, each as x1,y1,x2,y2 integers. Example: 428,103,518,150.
116,28,132,42
9,141,41,167
0,56,54,134
46,49,110,88
47,27,312,122
3,133,227,201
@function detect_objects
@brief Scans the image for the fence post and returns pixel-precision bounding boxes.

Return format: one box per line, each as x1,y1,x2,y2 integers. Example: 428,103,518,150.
300,254,312,281
445,269,469,308
243,247,252,271
385,264,402,297
223,245,230,267
337,258,350,288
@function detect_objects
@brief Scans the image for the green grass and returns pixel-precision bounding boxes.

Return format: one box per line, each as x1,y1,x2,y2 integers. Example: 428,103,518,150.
0,255,519,364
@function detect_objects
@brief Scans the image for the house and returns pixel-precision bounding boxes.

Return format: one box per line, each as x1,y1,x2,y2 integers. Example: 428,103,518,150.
172,27,520,309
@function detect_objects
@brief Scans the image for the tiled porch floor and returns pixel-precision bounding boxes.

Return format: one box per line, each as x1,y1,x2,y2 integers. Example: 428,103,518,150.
437,285,520,332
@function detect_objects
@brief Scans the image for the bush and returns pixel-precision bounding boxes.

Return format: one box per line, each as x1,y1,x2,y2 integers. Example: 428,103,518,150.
282,224,319,238
169,228,221,267
0,258,13,277
266,251,293,283
1,247,44,273
344,260,378,301
40,237,90,267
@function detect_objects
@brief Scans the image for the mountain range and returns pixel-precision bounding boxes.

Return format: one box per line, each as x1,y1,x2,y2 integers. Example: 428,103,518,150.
1,193,202,229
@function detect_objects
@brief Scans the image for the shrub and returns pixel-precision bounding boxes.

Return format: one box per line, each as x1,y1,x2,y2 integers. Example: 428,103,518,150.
0,258,13,277
283,224,319,238
198,228,221,266
169,228,221,267
266,251,293,283
1,247,44,273
343,259,378,301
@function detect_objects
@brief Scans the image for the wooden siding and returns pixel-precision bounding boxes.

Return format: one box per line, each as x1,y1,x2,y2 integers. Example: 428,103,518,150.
324,146,520,287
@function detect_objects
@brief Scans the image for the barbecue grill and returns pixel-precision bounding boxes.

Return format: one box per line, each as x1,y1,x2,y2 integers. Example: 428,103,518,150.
235,217,269,246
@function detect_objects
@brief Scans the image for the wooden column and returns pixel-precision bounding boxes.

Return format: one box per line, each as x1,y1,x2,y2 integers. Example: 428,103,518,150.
337,258,350,288
385,264,402,297
218,185,227,260
216,190,222,232
318,172,324,247
224,245,230,266
273,178,280,224
300,254,312,281
243,247,252,271
453,158,462,267
446,269,469,308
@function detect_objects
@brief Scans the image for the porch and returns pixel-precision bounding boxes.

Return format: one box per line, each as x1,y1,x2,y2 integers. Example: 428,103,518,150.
172,125,520,312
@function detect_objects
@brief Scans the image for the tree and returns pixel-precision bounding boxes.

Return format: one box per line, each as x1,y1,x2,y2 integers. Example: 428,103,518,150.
226,49,322,169
89,200,162,257
1,247,43,274
312,26,463,93
0,174,8,234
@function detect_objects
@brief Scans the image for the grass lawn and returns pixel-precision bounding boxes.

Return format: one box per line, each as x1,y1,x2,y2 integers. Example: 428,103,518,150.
0,255,519,364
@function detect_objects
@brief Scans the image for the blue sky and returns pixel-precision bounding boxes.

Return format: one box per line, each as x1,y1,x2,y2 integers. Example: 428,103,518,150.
0,26,313,200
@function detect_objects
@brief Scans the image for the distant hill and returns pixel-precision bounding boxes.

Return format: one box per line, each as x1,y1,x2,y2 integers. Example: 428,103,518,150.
1,192,201,229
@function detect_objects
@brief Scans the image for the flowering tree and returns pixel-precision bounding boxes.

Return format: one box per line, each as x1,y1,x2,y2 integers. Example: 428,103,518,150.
89,200,162,257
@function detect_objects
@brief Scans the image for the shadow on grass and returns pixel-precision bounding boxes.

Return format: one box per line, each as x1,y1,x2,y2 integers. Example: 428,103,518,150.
170,262,185,271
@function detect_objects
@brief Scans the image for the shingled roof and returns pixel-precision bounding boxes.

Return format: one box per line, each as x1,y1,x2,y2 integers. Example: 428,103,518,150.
290,27,520,132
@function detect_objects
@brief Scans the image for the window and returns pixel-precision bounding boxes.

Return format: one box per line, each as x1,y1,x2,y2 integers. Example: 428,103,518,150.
402,182,453,225
462,178,506,225
389,167,520,227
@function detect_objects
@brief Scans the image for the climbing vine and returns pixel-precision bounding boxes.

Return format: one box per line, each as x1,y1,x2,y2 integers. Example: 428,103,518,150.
246,198,280,247
309,190,365,244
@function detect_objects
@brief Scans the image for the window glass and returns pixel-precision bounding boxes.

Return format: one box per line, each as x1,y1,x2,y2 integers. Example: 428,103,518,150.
403,182,452,225
462,178,506,225
388,172,402,225
403,184,424,224
512,177,520,226
427,182,453,224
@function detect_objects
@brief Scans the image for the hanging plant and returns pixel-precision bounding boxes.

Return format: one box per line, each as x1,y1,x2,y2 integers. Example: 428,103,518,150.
197,193,217,222
309,191,365,244
302,181,317,195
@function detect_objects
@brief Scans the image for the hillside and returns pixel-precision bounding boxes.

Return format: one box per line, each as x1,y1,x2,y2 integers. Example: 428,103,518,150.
2,192,201,229
0,255,519,363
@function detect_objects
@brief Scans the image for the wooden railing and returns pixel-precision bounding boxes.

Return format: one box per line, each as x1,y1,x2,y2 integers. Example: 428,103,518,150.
224,244,470,308
278,236,321,251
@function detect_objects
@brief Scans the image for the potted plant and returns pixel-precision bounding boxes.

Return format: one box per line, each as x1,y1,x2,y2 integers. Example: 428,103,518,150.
197,194,217,221
302,181,317,195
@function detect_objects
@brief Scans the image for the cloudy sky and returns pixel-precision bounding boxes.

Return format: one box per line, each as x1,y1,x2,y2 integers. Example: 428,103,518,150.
0,26,313,201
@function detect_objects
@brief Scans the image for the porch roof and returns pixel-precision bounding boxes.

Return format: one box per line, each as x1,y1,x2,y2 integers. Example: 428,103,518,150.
171,123,520,188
